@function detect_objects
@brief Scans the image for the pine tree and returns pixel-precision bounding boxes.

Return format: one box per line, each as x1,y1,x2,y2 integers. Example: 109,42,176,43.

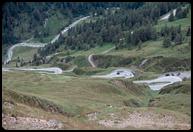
189,38,191,46
34,30,39,38
186,26,191,36
163,37,171,48
20,58,24,67
174,33,182,45
176,7,188,19
17,56,20,62
137,40,142,50
16,62,19,67
168,12,174,22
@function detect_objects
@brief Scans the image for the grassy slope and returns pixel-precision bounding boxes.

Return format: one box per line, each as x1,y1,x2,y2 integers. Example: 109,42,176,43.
107,8,191,58
147,79,191,117
4,8,191,66
10,8,191,66
106,40,190,59
71,43,113,66
2,71,152,116
48,43,114,68
90,41,190,73
2,99,99,129
149,94,191,116
4,47,39,67
3,10,70,63
68,43,114,57
2,7,191,130
44,9,191,71
3,70,190,119
155,9,191,31
12,47,39,61
2,70,191,129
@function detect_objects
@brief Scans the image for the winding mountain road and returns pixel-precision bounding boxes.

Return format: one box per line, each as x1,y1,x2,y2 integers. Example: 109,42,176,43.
50,16,90,44
92,68,135,79
133,76,182,91
160,9,177,21
2,67,63,74
3,16,90,75
4,43,46,65
3,13,191,91
133,71,191,90
4,16,90,65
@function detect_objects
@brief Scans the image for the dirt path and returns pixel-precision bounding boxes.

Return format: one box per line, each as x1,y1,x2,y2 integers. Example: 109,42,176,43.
63,65,77,72
101,46,115,54
139,59,148,67
88,47,136,79
88,54,96,68
88,46,115,68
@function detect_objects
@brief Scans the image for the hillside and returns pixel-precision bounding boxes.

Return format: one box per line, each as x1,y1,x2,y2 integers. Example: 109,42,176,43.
2,2,191,130
2,71,191,129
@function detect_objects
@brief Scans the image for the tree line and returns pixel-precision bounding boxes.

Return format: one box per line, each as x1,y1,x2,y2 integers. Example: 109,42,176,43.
2,2,144,46
4,2,190,66
168,6,189,22
38,2,185,56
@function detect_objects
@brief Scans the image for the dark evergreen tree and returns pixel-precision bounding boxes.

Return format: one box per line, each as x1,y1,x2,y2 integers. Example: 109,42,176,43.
163,37,171,48
137,40,142,50
168,12,174,21
175,7,189,19
174,33,183,45
16,62,19,67
186,26,191,36
189,38,191,46
17,56,20,62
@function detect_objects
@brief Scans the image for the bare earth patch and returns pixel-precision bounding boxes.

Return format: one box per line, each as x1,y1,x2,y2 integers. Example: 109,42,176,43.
2,114,63,130
97,111,190,130
87,112,99,121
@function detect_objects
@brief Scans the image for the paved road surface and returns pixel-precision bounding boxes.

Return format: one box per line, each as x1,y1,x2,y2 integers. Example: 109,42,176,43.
160,9,177,21
133,71,191,90
92,68,135,79
4,16,90,65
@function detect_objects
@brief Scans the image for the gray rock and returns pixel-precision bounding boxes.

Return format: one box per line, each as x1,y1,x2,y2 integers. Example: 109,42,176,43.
47,119,58,127
57,123,63,129
3,121,6,125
